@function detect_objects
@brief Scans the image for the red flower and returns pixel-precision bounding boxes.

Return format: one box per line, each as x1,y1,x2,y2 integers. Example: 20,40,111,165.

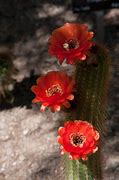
57,121,100,160
48,23,94,64
31,71,75,112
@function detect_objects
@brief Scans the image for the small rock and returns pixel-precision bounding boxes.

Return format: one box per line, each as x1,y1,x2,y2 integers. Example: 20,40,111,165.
23,129,29,135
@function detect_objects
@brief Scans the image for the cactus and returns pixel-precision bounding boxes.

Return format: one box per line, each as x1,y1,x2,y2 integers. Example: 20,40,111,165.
31,23,111,180
64,44,110,180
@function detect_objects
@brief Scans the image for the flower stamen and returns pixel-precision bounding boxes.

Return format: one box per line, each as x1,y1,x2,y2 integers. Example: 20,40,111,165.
63,39,79,51
46,84,63,97
70,133,86,147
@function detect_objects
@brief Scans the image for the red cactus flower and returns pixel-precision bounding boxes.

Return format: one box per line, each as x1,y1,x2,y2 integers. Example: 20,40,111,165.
48,23,94,64
31,71,75,112
57,120,100,160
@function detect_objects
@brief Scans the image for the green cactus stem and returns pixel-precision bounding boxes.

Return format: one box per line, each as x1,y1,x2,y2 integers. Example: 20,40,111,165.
64,43,110,180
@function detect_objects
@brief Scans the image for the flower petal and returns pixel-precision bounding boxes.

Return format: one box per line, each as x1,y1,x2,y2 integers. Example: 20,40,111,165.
40,105,46,112
63,100,71,108
67,94,74,100
58,127,65,136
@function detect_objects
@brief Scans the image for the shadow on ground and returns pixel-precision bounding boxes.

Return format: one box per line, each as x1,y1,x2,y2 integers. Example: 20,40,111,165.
0,73,38,110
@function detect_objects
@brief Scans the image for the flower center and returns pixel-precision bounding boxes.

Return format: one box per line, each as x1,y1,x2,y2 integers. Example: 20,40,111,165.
63,39,79,51
46,84,63,97
70,133,86,147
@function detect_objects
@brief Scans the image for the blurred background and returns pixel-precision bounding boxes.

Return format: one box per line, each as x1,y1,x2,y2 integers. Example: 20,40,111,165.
0,0,119,179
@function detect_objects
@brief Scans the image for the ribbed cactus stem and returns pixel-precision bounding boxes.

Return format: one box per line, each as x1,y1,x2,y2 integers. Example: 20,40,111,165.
64,44,110,180
75,44,110,134
64,155,93,180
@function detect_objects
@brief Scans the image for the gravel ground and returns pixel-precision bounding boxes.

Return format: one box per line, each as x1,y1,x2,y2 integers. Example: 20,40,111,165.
0,1,119,180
